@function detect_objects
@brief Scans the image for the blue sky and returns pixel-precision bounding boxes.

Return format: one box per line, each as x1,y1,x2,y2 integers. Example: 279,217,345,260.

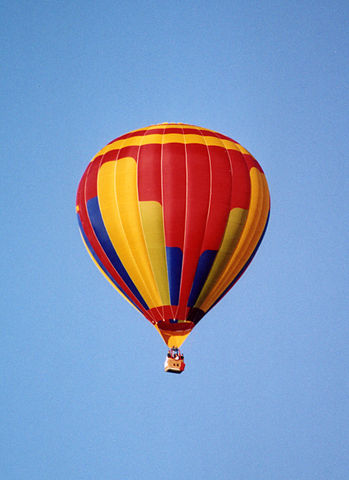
1,1,348,479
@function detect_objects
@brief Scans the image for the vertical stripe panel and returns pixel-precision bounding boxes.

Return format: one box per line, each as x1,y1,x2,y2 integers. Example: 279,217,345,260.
84,158,149,310
137,144,162,203
198,145,232,251
137,141,170,306
86,196,148,310
176,143,211,319
192,147,251,310
162,142,187,305
114,156,163,307
97,159,157,309
139,201,170,304
186,138,233,308
76,168,149,313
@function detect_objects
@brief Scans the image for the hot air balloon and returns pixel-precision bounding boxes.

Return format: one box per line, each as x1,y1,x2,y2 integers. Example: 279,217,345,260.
76,123,270,373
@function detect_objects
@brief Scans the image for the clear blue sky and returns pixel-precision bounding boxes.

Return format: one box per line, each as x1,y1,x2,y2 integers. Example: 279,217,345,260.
1,1,348,479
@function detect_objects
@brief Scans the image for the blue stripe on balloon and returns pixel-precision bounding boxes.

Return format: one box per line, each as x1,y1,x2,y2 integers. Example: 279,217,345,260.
77,215,144,313
86,197,149,310
166,246,182,305
187,250,217,307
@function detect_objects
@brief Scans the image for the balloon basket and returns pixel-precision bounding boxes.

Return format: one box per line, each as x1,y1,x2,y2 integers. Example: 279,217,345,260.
164,348,185,374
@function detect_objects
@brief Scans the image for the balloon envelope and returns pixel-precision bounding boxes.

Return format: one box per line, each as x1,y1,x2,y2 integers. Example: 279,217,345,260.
76,123,270,347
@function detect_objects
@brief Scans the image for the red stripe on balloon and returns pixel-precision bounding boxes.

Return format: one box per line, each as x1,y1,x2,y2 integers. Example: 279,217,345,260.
227,149,251,209
137,144,162,203
200,145,232,252
176,143,211,319
84,158,99,200
162,142,187,248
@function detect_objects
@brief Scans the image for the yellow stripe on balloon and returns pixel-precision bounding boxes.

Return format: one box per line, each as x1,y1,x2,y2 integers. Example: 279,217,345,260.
114,157,163,307
199,168,270,312
91,134,249,162
97,159,160,309
139,201,170,305
194,207,248,309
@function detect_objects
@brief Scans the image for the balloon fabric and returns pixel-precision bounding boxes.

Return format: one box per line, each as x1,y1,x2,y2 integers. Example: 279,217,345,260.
76,123,270,348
